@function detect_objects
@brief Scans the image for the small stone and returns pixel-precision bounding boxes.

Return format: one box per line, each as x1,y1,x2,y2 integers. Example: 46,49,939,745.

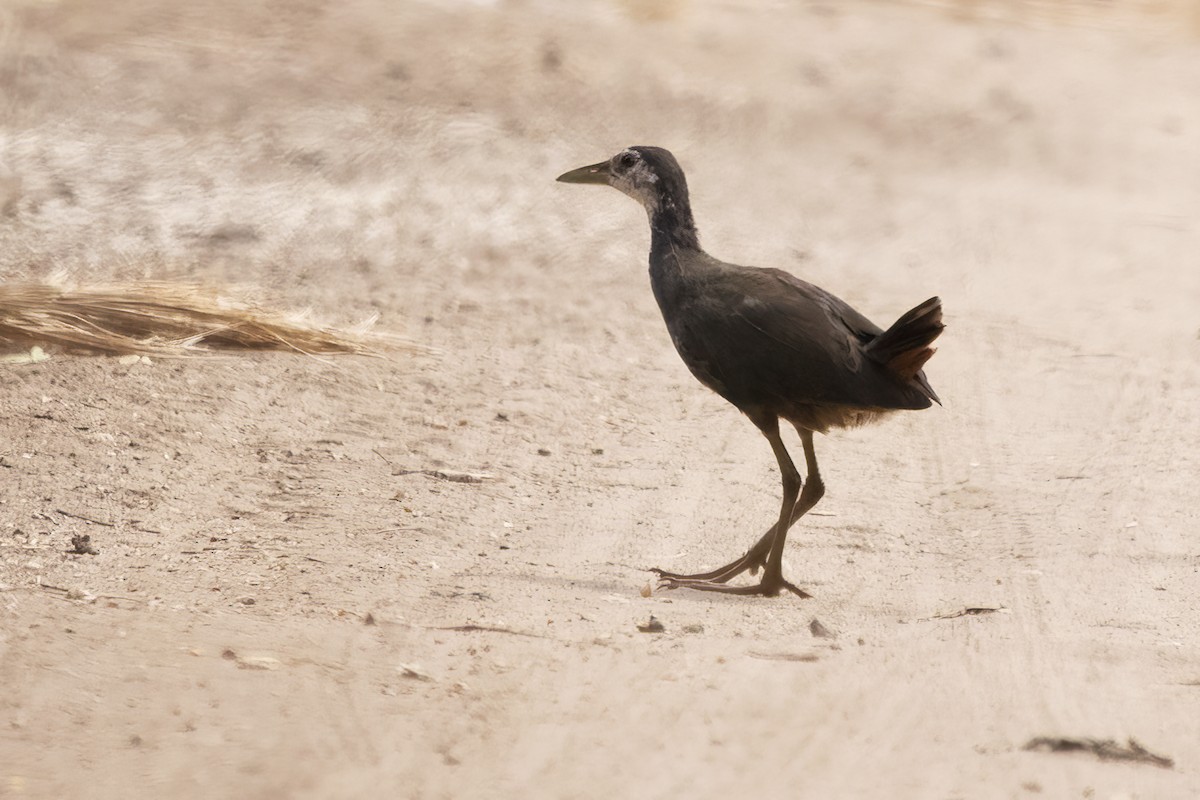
69,534,99,555
637,615,665,634
809,618,835,639
398,663,434,681
237,655,281,671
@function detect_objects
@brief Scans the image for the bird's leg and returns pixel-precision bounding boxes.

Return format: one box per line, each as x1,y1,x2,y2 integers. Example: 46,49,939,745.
760,423,825,576
652,424,824,586
756,428,818,595
658,418,812,598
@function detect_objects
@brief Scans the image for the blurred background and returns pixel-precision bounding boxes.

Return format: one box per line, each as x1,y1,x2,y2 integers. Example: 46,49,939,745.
3,2,1200,797
2,0,1198,345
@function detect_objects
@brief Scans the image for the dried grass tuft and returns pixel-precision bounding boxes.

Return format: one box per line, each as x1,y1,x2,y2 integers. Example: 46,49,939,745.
0,281,412,357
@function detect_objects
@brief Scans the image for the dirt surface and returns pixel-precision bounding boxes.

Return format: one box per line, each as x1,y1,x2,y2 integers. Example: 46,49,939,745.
2,1,1200,797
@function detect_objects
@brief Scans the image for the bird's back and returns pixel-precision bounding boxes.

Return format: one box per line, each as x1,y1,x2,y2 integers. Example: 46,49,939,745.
653,251,937,431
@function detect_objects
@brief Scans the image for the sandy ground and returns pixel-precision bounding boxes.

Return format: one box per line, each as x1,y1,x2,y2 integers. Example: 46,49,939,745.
2,1,1200,797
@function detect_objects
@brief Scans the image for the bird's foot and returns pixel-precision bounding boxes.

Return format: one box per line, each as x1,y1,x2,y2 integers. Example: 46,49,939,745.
658,575,812,599
650,551,765,584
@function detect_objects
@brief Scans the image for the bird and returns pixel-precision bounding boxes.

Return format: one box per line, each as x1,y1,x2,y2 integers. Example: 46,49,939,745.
557,146,943,598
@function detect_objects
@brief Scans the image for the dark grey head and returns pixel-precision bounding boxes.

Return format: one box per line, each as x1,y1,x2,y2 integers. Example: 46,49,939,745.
557,146,690,214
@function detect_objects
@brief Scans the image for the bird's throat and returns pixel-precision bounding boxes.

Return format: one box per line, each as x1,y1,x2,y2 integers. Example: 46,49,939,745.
646,198,702,317
647,196,700,256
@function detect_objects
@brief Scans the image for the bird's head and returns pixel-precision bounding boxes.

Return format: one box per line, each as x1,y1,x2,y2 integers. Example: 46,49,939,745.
557,146,689,214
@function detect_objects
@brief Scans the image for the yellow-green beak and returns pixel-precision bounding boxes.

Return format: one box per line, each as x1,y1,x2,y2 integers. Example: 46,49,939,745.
556,160,611,185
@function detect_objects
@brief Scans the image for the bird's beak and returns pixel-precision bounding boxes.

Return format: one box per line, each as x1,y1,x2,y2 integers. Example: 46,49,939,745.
556,160,611,185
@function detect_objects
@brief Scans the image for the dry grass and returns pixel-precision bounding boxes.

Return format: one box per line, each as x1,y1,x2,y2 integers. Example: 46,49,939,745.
0,281,401,357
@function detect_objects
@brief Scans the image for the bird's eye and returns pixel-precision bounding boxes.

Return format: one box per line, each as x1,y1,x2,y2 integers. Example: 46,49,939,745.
617,152,637,170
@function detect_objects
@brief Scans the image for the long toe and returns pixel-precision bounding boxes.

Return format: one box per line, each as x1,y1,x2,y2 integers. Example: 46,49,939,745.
659,576,812,598
650,551,765,584
778,579,814,599
651,564,740,584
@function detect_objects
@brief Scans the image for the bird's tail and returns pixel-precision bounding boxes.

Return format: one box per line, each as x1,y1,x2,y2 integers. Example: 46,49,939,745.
865,296,944,404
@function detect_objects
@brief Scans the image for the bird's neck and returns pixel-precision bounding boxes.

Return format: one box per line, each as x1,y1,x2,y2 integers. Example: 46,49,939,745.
646,194,702,315
646,193,700,261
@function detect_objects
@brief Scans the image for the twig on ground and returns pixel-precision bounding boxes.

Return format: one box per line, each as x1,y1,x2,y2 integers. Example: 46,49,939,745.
1024,736,1173,769
432,624,547,638
393,468,495,484
56,509,115,527
924,606,1009,620
748,651,820,662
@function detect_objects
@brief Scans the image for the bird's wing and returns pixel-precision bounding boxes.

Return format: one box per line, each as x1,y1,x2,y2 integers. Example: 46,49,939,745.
665,266,889,409
760,268,884,344
729,268,879,373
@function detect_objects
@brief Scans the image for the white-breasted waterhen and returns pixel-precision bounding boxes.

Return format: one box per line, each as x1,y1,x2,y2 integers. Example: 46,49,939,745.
558,146,944,598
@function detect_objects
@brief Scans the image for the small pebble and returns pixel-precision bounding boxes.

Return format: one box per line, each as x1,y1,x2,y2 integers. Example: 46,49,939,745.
399,663,434,681
69,534,99,555
809,618,835,639
237,655,281,671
